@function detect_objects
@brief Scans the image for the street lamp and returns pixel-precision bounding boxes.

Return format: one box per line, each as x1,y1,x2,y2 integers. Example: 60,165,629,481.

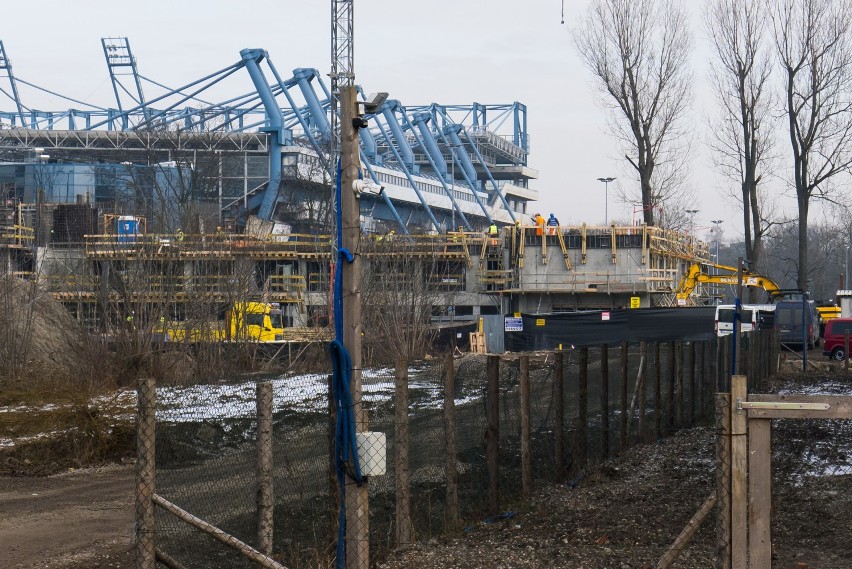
711,220,723,263
597,177,616,224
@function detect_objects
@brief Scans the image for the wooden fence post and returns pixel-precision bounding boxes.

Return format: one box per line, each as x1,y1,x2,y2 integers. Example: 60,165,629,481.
600,344,610,459
486,355,500,511
668,341,677,433
443,353,459,526
638,341,648,442
519,355,532,499
620,341,628,450
554,351,565,480
730,375,748,569
394,360,412,546
256,381,274,555
654,341,662,439
136,378,156,569
698,341,706,420
688,342,696,427
576,348,589,471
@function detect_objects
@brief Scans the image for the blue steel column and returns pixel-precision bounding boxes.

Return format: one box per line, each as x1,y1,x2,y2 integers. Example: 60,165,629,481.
410,111,471,229
443,125,493,225
240,48,284,220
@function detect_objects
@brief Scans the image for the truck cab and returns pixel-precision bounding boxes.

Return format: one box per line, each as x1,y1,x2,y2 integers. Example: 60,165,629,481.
228,302,286,343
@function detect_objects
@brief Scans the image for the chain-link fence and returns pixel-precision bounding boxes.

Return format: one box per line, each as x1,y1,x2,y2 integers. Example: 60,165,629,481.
136,330,786,568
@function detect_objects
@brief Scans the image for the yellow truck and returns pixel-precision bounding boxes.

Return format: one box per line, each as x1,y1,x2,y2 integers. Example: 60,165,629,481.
160,302,286,343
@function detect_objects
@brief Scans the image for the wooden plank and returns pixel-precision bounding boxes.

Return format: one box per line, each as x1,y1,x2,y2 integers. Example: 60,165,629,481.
746,395,852,419
748,418,772,568
730,375,748,569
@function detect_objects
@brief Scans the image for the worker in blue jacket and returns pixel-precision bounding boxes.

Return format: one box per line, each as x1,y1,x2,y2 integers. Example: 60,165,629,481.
547,213,560,235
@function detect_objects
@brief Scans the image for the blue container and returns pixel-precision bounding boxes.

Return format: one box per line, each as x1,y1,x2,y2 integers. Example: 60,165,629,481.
117,217,139,244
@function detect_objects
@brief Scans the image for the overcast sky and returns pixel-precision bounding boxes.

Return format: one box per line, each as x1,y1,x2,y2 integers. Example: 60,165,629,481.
0,0,807,241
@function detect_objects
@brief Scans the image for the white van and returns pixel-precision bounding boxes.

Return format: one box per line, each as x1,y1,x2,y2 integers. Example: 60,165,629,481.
714,304,776,337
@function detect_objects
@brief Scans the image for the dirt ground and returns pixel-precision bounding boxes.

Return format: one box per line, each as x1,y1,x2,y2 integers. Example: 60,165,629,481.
0,464,135,569
1,370,850,569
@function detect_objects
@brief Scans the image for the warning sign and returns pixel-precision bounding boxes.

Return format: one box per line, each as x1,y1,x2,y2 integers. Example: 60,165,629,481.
535,318,546,327
630,296,640,309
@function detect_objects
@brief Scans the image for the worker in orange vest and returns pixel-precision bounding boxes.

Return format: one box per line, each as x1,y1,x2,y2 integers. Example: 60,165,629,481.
534,213,545,236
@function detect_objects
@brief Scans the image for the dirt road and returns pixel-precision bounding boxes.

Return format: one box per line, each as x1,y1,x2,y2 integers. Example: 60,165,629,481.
0,464,134,569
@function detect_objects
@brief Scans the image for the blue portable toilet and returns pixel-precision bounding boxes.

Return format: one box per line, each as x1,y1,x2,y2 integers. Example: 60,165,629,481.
117,216,139,244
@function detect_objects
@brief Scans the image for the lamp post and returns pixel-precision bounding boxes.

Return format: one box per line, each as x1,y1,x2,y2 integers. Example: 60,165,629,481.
686,209,699,254
597,177,615,224
711,220,724,265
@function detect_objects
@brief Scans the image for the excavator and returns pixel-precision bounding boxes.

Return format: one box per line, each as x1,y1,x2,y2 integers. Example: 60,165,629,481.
673,263,783,305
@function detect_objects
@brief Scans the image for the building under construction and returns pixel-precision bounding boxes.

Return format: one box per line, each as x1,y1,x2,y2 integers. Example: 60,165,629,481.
0,38,712,339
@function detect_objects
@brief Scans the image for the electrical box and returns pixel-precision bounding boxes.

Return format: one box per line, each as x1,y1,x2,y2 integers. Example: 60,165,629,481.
355,431,386,476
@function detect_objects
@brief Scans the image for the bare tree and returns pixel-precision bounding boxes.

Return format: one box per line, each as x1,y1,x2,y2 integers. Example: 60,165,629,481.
771,0,852,291
706,0,776,280
574,0,693,226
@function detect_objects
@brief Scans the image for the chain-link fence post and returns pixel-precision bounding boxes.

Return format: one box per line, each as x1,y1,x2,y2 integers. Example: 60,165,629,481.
136,377,156,569
256,380,273,556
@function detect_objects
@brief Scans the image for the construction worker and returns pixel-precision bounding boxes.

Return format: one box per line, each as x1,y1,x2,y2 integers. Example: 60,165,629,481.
488,222,499,246
534,213,545,237
547,213,560,235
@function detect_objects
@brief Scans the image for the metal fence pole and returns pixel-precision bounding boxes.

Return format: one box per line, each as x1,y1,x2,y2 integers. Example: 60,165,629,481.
256,381,274,556
136,378,156,569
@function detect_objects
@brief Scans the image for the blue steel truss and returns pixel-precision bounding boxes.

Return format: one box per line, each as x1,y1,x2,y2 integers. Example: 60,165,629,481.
0,39,530,230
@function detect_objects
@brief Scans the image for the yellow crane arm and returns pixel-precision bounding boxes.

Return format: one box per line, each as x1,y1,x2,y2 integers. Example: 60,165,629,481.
674,263,781,301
